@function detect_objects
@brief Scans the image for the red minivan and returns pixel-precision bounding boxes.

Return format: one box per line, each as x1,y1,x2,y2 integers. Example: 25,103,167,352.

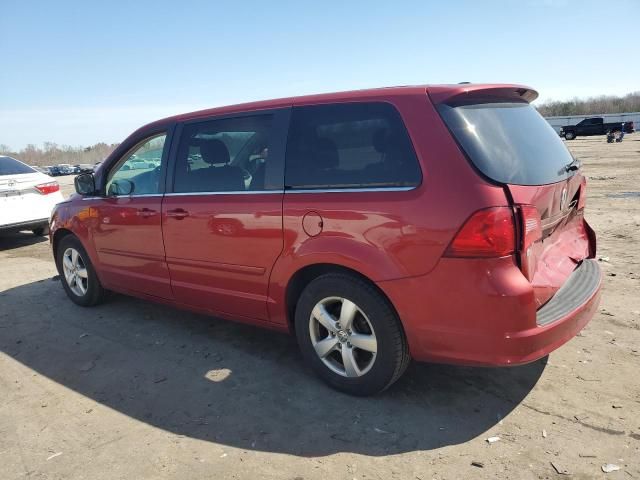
51,84,602,395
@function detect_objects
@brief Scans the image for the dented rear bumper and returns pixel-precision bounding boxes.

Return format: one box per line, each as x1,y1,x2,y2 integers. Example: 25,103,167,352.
378,256,602,366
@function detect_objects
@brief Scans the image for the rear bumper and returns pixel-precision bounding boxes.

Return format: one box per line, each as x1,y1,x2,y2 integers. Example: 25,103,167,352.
504,260,601,365
377,257,602,366
0,218,49,233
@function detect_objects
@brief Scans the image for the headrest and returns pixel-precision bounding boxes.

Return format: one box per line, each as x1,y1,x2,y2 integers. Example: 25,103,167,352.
373,128,390,153
314,138,339,169
199,139,230,165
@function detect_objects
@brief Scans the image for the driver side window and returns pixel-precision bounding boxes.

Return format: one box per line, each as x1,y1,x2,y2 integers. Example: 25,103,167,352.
107,134,167,196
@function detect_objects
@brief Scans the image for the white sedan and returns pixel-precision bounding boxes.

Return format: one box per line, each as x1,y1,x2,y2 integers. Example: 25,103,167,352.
0,156,65,236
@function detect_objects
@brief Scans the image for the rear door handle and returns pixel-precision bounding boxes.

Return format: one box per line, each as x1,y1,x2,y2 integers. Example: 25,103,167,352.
136,208,157,218
166,208,189,220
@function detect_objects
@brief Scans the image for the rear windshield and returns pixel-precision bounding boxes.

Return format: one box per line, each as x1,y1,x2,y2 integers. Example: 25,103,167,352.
0,156,35,176
437,102,575,185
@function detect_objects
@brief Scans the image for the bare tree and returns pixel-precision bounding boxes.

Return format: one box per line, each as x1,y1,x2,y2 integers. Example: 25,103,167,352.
1,142,118,166
536,92,640,117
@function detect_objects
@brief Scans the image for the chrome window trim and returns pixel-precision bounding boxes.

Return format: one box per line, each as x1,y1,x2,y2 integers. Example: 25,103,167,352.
81,186,416,199
165,190,284,196
81,193,165,200
284,186,417,194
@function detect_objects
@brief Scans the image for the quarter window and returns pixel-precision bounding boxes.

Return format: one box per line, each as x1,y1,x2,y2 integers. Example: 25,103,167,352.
173,115,274,193
285,102,421,190
107,134,166,195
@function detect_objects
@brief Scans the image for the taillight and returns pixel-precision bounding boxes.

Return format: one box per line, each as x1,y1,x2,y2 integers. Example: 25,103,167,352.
35,181,60,195
519,205,542,251
577,176,587,210
445,207,516,258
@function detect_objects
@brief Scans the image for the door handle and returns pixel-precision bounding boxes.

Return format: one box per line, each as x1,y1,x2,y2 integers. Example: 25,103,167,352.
136,208,157,218
166,208,189,220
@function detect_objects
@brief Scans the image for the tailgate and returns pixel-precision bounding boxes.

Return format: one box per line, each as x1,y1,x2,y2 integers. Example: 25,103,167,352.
434,88,595,309
509,176,592,308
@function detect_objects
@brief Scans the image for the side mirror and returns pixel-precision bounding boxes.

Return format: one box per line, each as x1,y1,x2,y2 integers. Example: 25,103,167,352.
74,173,96,196
107,179,135,196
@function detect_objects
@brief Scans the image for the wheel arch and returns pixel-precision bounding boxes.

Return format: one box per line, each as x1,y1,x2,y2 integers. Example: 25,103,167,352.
284,263,403,336
52,228,75,267
52,228,98,281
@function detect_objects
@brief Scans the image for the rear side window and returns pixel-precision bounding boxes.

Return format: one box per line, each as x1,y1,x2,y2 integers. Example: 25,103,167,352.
0,156,35,176
285,102,421,190
438,102,575,185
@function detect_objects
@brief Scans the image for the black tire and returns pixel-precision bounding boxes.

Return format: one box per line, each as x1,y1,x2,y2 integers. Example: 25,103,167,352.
55,235,107,307
32,226,47,236
564,131,576,140
295,273,410,396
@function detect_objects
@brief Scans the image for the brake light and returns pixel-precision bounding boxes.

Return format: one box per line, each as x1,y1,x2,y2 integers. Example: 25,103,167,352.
577,176,587,210
445,207,516,258
519,205,542,251
35,181,60,195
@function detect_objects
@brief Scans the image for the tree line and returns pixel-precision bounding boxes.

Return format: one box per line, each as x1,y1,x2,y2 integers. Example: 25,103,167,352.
536,91,640,117
0,142,118,167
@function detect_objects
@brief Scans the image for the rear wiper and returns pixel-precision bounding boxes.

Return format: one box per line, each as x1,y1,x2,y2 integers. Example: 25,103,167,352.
564,158,581,172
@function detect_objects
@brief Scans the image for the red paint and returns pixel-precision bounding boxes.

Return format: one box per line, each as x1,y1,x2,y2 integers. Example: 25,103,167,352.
50,83,601,367
161,193,283,320
72,196,173,299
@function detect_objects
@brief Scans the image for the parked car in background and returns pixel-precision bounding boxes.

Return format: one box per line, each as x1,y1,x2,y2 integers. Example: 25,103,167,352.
1,156,64,236
56,164,74,175
51,84,602,395
561,117,635,140
78,164,94,173
48,165,63,176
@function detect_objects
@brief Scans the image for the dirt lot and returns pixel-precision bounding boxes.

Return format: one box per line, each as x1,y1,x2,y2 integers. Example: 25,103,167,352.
1,137,639,480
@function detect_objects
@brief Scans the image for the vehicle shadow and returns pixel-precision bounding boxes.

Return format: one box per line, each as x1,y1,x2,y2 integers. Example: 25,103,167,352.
0,277,546,457
0,231,48,251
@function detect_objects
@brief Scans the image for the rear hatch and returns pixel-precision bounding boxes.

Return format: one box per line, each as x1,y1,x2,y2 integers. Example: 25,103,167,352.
433,87,593,308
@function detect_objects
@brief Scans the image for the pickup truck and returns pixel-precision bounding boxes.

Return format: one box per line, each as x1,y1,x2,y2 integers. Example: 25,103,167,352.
561,117,635,140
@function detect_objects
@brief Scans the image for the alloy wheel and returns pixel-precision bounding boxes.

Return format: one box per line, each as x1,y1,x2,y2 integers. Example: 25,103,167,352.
308,296,378,377
62,247,89,297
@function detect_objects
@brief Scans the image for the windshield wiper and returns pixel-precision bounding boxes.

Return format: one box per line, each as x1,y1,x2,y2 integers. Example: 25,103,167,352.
564,158,581,172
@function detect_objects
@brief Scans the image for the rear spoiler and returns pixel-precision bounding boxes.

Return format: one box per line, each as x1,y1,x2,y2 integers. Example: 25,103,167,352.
427,84,539,106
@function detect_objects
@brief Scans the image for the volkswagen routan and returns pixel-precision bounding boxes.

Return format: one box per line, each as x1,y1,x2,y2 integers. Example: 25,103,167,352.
51,84,602,395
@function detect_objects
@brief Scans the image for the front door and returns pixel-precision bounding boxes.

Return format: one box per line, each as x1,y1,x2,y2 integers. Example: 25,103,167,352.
162,111,288,320
90,132,173,298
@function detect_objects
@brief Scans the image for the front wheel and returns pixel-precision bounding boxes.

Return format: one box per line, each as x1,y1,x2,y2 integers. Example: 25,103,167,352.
564,131,576,140
56,235,107,306
295,273,410,396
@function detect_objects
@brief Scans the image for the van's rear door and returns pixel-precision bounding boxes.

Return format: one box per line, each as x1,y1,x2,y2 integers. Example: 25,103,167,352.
434,88,594,308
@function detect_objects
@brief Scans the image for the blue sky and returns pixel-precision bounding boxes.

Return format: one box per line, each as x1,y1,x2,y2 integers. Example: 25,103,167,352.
1,0,638,149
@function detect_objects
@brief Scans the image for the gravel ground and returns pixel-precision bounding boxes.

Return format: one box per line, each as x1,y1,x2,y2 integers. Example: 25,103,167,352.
0,136,639,479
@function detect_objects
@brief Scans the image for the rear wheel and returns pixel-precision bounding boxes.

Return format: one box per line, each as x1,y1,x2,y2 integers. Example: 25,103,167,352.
56,235,107,306
295,273,410,396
